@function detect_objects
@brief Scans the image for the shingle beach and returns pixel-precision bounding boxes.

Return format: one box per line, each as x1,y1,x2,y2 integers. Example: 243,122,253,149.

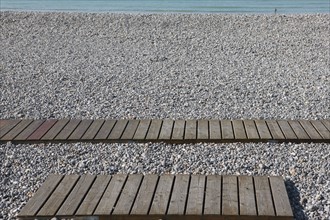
0,12,329,219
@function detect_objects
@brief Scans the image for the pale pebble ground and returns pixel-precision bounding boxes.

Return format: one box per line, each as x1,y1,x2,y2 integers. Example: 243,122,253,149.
0,12,330,220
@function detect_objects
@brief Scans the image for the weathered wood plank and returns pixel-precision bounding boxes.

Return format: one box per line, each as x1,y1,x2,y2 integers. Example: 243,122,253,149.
255,120,272,140
204,175,221,215
171,120,185,140
321,120,330,131
222,175,238,216
149,175,174,215
184,120,197,140
108,119,129,140
232,120,247,140
238,176,257,216
186,175,205,215
57,175,96,216
221,120,234,139
209,120,221,140
0,119,21,139
68,119,93,140
277,120,297,140
197,120,209,140
121,120,140,140
130,175,159,215
254,176,275,216
14,120,45,140
94,174,127,215
41,119,70,140
288,120,310,140
266,120,285,140
133,120,151,140
27,120,58,140
54,119,81,140
146,120,163,140
298,120,322,140
158,120,174,140
167,174,190,215
18,175,63,217
112,174,143,215
76,175,112,216
37,175,79,216
310,120,330,139
243,120,260,140
1,119,33,141
94,119,116,140
269,176,293,218
81,119,105,139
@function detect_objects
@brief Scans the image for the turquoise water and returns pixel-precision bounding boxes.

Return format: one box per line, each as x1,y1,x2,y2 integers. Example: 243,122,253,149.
1,0,329,13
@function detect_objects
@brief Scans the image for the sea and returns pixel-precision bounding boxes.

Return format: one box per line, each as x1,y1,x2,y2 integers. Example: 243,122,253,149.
1,0,329,14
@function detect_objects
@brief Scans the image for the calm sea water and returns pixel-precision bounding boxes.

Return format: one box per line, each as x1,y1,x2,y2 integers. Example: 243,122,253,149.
1,0,329,14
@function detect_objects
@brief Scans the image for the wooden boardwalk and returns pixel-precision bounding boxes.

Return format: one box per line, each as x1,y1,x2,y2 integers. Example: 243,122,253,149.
1,119,329,143
18,174,293,220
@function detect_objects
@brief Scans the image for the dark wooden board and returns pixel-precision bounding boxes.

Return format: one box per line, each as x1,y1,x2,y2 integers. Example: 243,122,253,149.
167,174,189,215
222,175,238,215
254,176,275,216
14,120,45,140
321,120,330,131
108,119,128,140
277,120,297,140
310,120,330,139
158,120,174,140
1,119,33,141
0,119,21,139
197,120,209,140
186,175,205,215
27,120,58,140
149,175,174,215
54,119,81,140
121,120,140,140
146,120,163,140
133,120,151,140
221,120,234,139
94,120,116,140
184,120,197,140
41,119,70,140
209,120,221,140
238,176,257,216
298,120,322,140
232,120,247,140
171,120,185,140
204,175,221,215
266,120,285,140
288,120,310,140
68,119,93,140
243,120,260,140
255,120,272,140
81,119,105,139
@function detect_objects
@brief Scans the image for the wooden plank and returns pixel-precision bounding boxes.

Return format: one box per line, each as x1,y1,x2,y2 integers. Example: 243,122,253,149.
222,175,238,215
321,120,330,131
57,175,96,216
1,119,33,141
94,119,116,140
37,175,79,216
17,175,63,217
298,120,322,140
171,120,185,140
158,119,174,140
121,120,140,140
184,120,197,140
130,175,159,215
146,119,163,140
197,120,209,140
81,119,105,139
14,120,45,140
221,120,234,139
68,119,93,140
133,119,151,140
238,176,257,216
232,120,247,140
0,119,21,139
254,176,275,216
186,175,205,215
243,120,260,140
76,175,112,215
167,174,190,215
94,174,128,215
112,174,143,215
288,120,310,140
277,120,297,140
41,119,70,140
209,120,221,140
269,176,293,218
310,120,330,139
27,119,58,140
149,175,174,215
108,119,128,140
266,120,285,140
54,119,81,140
204,175,221,215
255,120,272,140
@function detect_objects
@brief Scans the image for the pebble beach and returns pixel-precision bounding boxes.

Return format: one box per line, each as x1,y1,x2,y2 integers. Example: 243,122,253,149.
0,12,329,219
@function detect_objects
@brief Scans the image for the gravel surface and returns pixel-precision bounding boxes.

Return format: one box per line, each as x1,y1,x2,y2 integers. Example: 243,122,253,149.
0,12,329,220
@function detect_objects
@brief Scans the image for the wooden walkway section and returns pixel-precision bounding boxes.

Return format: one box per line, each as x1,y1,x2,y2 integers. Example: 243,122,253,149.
17,174,293,220
1,119,329,143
